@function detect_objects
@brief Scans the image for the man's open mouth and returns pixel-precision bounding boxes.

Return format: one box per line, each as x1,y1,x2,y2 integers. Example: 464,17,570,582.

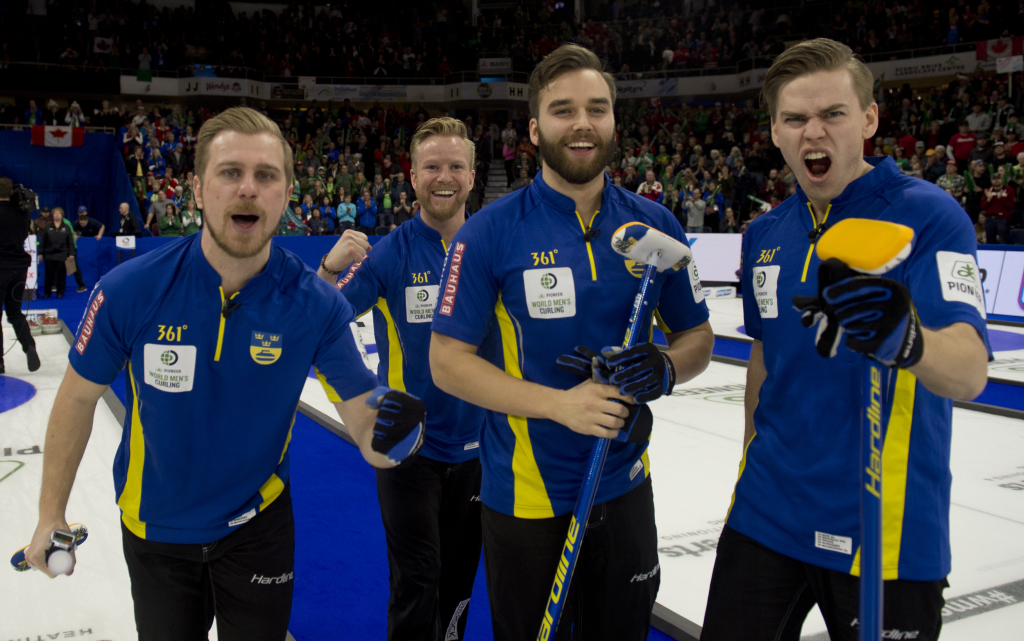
231,214,259,229
804,151,832,178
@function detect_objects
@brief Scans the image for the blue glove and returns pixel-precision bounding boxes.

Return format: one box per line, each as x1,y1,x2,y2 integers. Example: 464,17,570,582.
600,343,676,403
792,258,924,368
555,346,653,443
365,386,426,465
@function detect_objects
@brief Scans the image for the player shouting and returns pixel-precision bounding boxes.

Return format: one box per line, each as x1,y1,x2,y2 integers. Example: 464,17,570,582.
318,117,494,641
25,107,425,641
429,44,714,640
702,39,991,641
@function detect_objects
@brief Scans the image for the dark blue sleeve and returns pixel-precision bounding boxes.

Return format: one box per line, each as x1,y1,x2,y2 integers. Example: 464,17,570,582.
67,280,131,386
430,214,498,347
312,278,378,402
740,221,764,341
336,248,384,318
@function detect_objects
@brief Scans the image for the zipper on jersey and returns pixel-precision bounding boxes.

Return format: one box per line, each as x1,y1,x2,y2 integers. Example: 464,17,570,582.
215,287,239,362
801,202,831,283
574,209,601,281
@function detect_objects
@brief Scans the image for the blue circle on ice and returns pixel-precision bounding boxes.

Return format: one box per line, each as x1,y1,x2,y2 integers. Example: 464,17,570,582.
0,376,36,413
989,329,1024,353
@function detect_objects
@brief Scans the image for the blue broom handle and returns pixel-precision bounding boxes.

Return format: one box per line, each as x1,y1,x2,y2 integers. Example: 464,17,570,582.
860,360,884,641
537,261,659,641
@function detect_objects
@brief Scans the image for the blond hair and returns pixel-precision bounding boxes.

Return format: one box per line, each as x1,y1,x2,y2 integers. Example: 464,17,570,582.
409,117,475,169
195,106,294,185
529,44,617,119
761,38,874,122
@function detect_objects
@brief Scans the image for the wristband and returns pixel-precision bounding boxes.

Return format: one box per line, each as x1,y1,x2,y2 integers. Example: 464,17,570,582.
320,253,341,275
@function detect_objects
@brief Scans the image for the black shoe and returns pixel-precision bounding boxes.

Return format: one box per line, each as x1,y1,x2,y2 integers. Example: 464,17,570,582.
76,286,88,293
42,294,51,298
56,293,64,298
26,347,40,372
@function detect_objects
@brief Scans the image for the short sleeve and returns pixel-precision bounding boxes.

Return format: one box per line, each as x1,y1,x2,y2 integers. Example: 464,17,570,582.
312,282,378,402
430,215,499,347
740,224,764,341
68,283,131,386
336,251,383,318
651,215,710,334
900,195,992,358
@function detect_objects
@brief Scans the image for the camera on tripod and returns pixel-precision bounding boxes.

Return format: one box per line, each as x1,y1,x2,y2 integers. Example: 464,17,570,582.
10,183,38,213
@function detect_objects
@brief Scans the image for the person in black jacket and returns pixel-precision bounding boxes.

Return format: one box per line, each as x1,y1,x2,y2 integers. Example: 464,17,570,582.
118,202,140,236
41,207,73,298
0,177,41,374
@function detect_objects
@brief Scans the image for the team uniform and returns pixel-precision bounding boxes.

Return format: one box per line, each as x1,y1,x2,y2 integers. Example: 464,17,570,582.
70,233,377,640
333,213,492,641
431,171,709,640
703,157,993,641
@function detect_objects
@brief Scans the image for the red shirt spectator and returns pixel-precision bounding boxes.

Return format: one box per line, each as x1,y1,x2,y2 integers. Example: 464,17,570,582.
981,181,1015,220
898,132,919,158
948,126,978,161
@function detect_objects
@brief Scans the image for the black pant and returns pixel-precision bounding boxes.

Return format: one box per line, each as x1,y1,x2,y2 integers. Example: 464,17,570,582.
43,258,66,296
0,267,35,357
985,217,1009,244
376,455,483,641
505,159,515,187
702,525,947,641
121,485,295,641
482,475,660,641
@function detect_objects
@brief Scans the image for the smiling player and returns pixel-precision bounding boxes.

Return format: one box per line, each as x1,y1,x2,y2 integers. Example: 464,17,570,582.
430,44,714,640
701,39,991,641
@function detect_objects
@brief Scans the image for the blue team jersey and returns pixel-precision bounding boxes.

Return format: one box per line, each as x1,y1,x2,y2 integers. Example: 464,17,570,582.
70,234,377,544
431,171,710,518
333,213,491,463
732,157,993,580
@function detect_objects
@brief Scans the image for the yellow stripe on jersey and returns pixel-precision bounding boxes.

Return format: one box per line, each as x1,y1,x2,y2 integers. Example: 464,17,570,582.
258,408,295,512
375,297,406,392
214,288,239,362
654,309,673,334
315,367,343,403
118,365,147,539
725,429,757,521
496,293,554,518
641,449,651,478
574,210,600,281
800,203,831,283
849,369,916,579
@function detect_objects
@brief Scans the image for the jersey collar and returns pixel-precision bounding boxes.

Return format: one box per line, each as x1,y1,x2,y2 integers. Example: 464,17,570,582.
409,212,442,242
532,169,613,213
794,155,898,207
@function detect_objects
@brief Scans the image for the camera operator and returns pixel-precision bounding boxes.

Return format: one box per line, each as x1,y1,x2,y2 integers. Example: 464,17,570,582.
0,177,41,374
40,207,73,298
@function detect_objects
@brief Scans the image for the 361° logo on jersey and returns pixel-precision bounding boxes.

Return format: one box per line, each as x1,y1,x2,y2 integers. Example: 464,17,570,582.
250,331,283,365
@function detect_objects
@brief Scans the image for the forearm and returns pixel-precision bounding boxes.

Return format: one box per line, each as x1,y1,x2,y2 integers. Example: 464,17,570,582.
664,320,714,385
430,332,562,419
333,391,397,469
743,340,766,447
907,322,988,400
38,390,97,522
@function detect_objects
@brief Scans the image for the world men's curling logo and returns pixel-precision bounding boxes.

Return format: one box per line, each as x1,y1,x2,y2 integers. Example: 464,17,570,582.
417,289,429,302
756,271,766,288
250,331,283,365
540,273,558,289
160,350,179,366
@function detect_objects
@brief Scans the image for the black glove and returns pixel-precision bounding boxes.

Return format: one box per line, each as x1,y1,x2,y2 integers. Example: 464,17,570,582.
365,386,426,465
555,345,609,382
614,403,654,444
556,346,654,443
792,258,924,368
601,343,677,403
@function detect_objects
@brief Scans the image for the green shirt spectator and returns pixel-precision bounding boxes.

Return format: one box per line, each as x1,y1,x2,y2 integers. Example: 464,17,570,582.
158,204,183,237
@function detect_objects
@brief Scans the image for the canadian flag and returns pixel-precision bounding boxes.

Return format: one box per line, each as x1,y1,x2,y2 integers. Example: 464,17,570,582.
30,126,85,147
976,36,1024,61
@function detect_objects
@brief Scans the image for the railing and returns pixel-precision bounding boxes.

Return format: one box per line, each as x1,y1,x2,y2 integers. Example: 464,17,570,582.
0,124,115,133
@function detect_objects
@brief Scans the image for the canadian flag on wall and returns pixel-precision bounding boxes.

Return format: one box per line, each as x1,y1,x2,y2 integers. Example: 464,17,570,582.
30,126,85,147
977,36,1024,61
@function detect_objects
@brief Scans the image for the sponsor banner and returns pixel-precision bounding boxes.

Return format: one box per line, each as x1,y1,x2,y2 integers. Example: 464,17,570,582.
479,57,513,73
314,84,362,101
25,235,37,290
182,78,248,95
868,52,976,82
270,83,308,100
986,249,1024,318
702,285,736,299
685,233,741,283
997,54,1024,74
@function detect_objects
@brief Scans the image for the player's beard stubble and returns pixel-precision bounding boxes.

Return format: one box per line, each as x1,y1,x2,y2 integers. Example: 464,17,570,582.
536,127,616,185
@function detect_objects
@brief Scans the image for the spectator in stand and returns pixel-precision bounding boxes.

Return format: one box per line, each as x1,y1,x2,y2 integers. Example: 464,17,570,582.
990,140,1014,173
40,207,73,298
636,169,663,202
969,133,995,168
948,121,977,172
966,103,992,134
719,206,739,233
682,187,707,233
126,145,147,180
31,208,51,237
1007,130,1024,158
356,189,378,233
306,208,330,235
964,160,991,223
24,100,43,126
146,190,168,233
514,151,535,179
923,150,944,183
319,195,338,233
936,160,966,202
149,148,166,177
393,191,414,226
510,168,532,191
64,101,87,127
180,200,202,236
982,172,1015,244
117,202,140,236
73,206,104,240
167,143,190,177
390,171,415,206
759,167,786,201
337,194,356,233
502,140,516,188
158,203,183,237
